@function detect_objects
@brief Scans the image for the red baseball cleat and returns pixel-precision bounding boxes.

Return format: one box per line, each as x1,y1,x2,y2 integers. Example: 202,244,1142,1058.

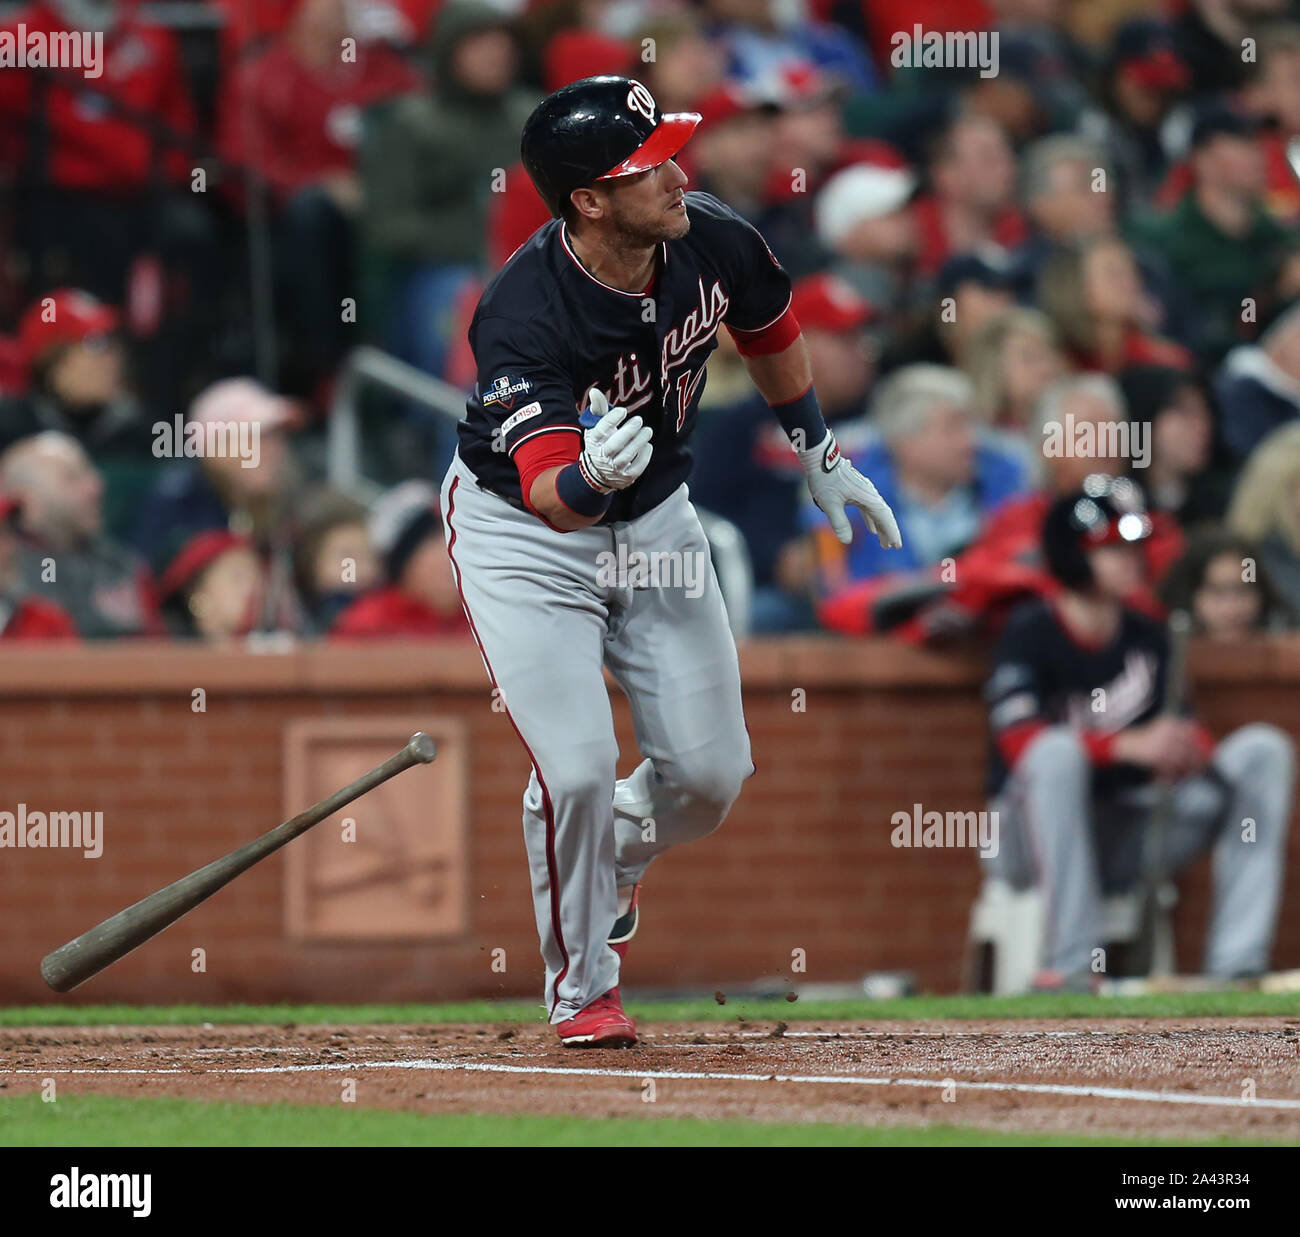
608,882,642,960
556,988,637,1047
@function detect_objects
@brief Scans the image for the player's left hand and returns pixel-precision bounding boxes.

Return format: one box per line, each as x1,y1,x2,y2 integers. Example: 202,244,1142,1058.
797,430,902,549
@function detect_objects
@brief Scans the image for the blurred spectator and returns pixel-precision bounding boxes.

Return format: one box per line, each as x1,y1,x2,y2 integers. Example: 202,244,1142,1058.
157,530,266,641
884,252,1016,374
1172,0,1287,97
1160,527,1292,638
687,85,779,221
130,378,301,588
814,161,918,316
984,479,1294,988
1242,22,1300,226
965,307,1066,432
0,289,158,539
809,364,1030,587
1129,104,1290,364
0,491,77,639
214,0,439,62
1214,299,1300,462
332,480,469,637
693,273,876,633
0,432,160,638
963,30,1080,145
701,0,880,96
962,376,1185,613
936,253,1017,367
1093,18,1192,205
1227,421,1300,617
0,0,201,308
217,0,422,393
634,10,726,112
754,66,907,276
1118,364,1226,527
1012,135,1116,294
361,1,538,387
1022,135,1116,241
293,488,380,634
912,113,1026,278
1038,236,1192,373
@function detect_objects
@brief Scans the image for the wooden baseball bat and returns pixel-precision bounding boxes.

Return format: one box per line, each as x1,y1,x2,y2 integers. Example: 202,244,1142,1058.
40,732,438,993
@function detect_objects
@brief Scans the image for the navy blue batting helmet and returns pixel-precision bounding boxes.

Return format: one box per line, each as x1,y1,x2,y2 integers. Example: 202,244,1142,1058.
520,76,701,218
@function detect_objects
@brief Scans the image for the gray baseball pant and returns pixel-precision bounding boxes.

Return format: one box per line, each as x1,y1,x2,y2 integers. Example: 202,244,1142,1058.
986,723,1293,978
441,451,753,1022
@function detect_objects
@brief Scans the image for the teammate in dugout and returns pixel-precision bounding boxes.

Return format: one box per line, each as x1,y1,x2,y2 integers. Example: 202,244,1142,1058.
440,76,902,1046
984,477,1294,990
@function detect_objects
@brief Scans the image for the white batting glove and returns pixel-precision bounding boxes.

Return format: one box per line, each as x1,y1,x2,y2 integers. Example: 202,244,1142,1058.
580,388,653,492
797,430,902,549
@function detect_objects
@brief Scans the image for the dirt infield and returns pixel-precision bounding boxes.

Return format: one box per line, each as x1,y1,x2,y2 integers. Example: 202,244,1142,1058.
4,1017,1299,1141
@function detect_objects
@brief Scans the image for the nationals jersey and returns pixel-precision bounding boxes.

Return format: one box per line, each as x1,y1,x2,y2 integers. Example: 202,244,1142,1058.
458,191,793,523
985,599,1171,796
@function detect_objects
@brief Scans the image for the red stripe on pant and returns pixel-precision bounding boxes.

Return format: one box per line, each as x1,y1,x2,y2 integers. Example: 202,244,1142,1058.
444,475,571,1017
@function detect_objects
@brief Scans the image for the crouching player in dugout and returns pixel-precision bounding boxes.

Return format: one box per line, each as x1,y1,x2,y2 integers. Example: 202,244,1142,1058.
983,476,1294,989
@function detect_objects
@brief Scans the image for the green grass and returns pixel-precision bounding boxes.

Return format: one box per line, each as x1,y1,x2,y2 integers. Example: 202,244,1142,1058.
0,1094,1280,1147
2,989,1297,1027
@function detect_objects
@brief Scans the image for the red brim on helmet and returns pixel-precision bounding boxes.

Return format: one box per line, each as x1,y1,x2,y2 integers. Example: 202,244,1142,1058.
597,112,701,180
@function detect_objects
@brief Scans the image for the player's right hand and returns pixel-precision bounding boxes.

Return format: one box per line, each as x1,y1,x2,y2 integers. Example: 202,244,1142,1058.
580,388,653,492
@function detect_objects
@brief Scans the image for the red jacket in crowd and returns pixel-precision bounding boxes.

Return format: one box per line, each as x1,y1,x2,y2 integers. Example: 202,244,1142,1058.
218,35,420,200
330,586,470,639
0,1,195,192
1,596,78,640
816,490,1184,642
213,0,442,63
911,192,1028,277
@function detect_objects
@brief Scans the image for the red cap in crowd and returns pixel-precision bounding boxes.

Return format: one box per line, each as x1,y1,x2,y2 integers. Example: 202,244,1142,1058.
693,83,753,134
791,273,876,333
19,289,120,364
544,30,636,94
158,530,254,602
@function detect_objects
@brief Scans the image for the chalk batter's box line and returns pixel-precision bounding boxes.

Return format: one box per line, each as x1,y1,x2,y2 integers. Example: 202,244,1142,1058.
4,1059,1298,1111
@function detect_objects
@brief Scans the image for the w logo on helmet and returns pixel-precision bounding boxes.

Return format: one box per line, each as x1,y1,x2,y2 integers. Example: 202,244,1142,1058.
626,80,657,124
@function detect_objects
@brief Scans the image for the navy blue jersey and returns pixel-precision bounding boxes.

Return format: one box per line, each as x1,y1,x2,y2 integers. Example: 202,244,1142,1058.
458,191,792,523
985,599,1170,796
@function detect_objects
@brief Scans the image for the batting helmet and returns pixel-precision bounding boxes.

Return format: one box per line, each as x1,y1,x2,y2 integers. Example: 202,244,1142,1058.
1042,475,1153,590
520,76,701,218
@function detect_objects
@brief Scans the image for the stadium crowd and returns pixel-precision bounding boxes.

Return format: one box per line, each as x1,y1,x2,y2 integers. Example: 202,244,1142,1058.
0,0,1299,645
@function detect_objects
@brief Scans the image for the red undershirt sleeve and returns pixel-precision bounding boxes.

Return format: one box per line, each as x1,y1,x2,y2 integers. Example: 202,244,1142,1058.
515,432,582,521
996,722,1120,769
727,306,801,357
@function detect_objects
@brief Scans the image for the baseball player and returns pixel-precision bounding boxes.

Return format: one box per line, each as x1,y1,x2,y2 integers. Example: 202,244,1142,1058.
984,477,1294,989
440,76,901,1046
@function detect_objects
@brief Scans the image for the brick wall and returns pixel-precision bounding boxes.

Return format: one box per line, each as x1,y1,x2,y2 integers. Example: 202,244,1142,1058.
2,637,1299,1005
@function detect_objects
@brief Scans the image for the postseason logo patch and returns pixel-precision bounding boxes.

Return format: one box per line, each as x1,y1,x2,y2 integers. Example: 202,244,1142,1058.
481,374,532,410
